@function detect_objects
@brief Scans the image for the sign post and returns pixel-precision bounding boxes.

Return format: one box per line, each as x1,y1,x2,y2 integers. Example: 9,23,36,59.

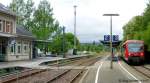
103,13,119,69
104,34,119,69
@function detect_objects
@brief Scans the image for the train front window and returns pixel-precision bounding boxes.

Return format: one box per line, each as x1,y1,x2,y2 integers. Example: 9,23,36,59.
128,43,143,52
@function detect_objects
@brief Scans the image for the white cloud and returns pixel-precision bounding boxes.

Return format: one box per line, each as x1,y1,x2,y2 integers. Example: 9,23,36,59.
0,0,147,42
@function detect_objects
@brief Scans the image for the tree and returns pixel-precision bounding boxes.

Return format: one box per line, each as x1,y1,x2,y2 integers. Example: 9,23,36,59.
9,0,61,51
122,16,143,41
9,0,35,30
143,1,150,29
31,0,59,40
51,33,79,54
9,0,26,25
78,42,103,53
122,1,150,51
143,24,150,51
24,0,35,30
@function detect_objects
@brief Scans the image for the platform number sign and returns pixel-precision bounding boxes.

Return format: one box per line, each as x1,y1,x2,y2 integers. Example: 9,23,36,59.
113,35,119,41
104,35,119,41
104,35,110,41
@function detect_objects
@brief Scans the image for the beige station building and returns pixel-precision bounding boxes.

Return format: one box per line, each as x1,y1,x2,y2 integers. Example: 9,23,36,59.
0,3,35,61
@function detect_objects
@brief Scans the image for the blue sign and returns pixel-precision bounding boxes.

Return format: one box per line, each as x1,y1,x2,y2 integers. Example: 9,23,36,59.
104,35,110,41
104,35,119,41
113,35,119,41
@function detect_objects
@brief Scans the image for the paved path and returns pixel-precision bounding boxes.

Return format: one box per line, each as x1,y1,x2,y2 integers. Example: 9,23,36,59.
0,57,63,69
81,55,150,83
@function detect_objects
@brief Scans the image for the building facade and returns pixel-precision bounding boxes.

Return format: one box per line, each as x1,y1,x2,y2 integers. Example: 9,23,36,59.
0,3,35,61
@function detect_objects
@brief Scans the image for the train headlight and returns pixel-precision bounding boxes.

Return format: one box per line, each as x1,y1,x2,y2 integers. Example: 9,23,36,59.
128,53,131,56
140,53,144,56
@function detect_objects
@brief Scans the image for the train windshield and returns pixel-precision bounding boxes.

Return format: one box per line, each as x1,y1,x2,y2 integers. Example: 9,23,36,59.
128,43,143,52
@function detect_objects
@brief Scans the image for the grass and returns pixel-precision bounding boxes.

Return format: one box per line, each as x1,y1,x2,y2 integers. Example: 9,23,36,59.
0,67,24,76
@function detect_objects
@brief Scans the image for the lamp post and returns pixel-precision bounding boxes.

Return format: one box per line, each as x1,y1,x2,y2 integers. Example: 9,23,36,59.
73,5,77,55
62,26,65,58
103,14,119,69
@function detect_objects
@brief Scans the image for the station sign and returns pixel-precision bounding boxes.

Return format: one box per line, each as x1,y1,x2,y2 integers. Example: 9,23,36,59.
104,35,119,41
113,35,119,41
104,35,110,41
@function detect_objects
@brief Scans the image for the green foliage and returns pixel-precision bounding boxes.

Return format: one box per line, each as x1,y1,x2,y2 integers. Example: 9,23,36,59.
9,0,62,51
9,0,59,40
123,1,150,51
50,33,79,54
143,25,150,50
0,69,7,75
65,33,80,47
123,16,143,41
78,42,103,53
9,0,26,25
9,0,34,28
31,0,58,40
143,1,150,29
24,0,35,30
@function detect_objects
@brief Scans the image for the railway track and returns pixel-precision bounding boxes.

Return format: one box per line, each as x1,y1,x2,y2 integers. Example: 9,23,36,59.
0,69,46,83
47,57,86,67
0,56,101,83
48,56,101,83
133,66,150,78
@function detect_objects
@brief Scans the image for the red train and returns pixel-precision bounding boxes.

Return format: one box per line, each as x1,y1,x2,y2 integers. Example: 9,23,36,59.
121,40,145,63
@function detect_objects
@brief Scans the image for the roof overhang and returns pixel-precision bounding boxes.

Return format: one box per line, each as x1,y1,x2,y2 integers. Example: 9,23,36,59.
0,10,17,17
0,33,16,38
34,40,52,43
17,34,36,39
100,40,122,47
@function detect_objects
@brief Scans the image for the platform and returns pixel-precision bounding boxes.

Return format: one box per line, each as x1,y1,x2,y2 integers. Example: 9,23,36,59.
0,55,87,69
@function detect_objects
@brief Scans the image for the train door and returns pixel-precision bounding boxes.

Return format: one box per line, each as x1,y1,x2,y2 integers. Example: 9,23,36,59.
121,44,126,60
120,46,125,57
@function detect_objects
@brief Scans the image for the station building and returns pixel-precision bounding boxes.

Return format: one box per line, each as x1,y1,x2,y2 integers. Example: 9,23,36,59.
0,3,35,61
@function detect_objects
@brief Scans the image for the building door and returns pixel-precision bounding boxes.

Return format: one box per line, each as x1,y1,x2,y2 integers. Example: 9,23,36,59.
0,40,6,61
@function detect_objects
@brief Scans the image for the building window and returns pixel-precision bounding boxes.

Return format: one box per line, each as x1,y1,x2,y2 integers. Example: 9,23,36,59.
10,44,16,54
24,45,27,53
6,21,10,33
0,20,3,32
24,46,27,51
10,22,13,33
23,42,29,54
3,21,5,32
17,42,21,54
11,45,14,53
17,46,21,53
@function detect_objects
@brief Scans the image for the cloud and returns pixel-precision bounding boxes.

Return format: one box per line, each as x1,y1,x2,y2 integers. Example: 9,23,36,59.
0,0,147,43
49,0,147,42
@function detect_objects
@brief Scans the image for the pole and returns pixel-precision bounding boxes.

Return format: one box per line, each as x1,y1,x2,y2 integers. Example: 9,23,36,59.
62,26,65,58
103,13,119,69
17,71,19,83
110,16,113,69
73,5,77,55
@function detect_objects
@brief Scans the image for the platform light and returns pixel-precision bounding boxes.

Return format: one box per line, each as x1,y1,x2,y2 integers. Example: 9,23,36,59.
103,13,119,69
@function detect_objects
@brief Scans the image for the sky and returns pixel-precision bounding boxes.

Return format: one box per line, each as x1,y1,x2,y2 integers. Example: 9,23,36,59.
0,0,148,43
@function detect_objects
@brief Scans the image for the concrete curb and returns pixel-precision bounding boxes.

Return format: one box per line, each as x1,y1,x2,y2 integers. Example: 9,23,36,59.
79,68,90,83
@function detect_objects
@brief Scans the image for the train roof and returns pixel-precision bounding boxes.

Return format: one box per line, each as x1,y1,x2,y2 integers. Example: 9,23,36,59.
123,40,144,45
